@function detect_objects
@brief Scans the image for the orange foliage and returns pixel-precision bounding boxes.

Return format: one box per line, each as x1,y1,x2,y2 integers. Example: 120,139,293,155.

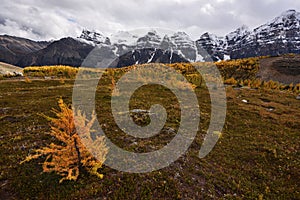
21,99,108,183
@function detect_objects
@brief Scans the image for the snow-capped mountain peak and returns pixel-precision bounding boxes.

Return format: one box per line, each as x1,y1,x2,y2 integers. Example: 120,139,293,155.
195,9,300,61
254,9,300,34
77,10,300,63
136,30,162,48
79,29,110,45
275,9,300,23
170,32,193,47
77,28,205,63
110,31,138,46
198,32,224,47
196,32,226,61
4,9,300,68
226,25,251,42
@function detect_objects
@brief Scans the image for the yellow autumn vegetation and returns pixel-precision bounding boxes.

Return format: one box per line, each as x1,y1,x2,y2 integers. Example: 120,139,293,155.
21,57,299,93
224,77,300,93
23,65,78,78
21,98,108,183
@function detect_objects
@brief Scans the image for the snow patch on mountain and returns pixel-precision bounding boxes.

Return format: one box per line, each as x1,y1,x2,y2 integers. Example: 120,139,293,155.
79,29,110,45
196,9,300,60
78,10,300,63
79,28,204,62
110,31,139,46
225,25,251,45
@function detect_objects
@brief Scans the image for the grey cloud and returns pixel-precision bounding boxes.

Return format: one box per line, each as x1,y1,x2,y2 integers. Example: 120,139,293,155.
0,17,6,25
0,0,299,41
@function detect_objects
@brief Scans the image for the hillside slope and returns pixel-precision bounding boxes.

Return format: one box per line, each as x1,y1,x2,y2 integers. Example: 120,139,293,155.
0,35,49,65
0,62,23,75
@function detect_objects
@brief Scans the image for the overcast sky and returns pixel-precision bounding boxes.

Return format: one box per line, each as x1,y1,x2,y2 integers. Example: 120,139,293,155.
0,0,299,41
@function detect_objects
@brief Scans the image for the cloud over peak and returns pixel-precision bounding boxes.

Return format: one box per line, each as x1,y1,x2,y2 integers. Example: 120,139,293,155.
0,0,299,41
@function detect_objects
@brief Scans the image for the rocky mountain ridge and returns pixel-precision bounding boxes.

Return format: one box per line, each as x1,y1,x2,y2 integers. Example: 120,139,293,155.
199,9,300,60
0,9,300,67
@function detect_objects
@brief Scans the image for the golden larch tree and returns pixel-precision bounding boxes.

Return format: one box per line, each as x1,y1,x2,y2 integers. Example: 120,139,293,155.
22,98,108,183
